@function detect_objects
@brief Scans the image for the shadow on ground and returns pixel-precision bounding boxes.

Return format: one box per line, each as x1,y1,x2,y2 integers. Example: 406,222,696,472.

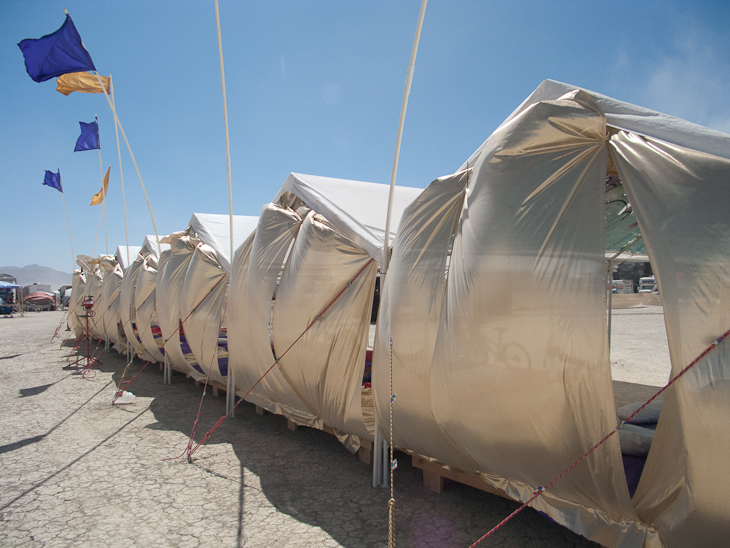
86,342,597,548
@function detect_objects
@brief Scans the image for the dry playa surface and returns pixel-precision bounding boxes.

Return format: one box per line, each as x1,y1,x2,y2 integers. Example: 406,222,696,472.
0,308,670,547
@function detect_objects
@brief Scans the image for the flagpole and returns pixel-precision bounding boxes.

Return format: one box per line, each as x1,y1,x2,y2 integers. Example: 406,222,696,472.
214,0,236,414
375,0,428,489
92,71,159,250
96,121,108,255
59,172,75,270
382,0,428,272
110,75,130,268
93,198,103,257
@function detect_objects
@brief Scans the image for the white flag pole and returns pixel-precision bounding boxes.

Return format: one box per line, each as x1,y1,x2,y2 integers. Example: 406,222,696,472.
214,0,237,414
92,71,160,251
382,0,428,273
375,0,428,490
65,9,145,261
58,171,75,269
96,139,108,255
93,195,103,257
110,76,130,268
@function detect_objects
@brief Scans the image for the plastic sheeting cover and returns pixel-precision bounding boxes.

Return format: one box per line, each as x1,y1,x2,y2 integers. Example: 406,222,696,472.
275,173,423,262
116,246,141,271
229,203,320,427
156,233,200,376
612,131,730,547
187,213,260,274
375,91,654,547
177,215,259,383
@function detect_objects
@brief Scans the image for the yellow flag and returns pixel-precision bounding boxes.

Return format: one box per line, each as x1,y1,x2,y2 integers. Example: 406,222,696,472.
56,72,110,96
91,166,110,206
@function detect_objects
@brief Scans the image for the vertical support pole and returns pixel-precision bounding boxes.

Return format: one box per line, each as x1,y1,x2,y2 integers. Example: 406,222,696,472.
607,259,614,355
381,429,389,488
373,421,383,487
226,368,236,415
110,76,130,269
214,0,236,417
164,352,170,385
375,0,428,490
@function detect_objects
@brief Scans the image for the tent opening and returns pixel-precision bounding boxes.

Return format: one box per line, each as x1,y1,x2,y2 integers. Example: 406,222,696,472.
604,168,671,498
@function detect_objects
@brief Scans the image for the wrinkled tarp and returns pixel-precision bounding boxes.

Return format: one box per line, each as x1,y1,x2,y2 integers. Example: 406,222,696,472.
229,174,422,450
374,81,730,547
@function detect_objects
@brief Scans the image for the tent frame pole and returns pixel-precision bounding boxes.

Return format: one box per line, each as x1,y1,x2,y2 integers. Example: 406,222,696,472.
164,352,171,385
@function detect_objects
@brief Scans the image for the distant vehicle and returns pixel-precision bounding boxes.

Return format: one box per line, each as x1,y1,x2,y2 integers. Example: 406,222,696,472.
23,291,56,311
638,276,658,293
611,279,634,294
62,288,72,310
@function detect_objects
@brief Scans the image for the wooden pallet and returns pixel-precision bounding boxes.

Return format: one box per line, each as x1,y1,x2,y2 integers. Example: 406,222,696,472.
255,405,373,464
191,378,227,397
411,454,511,500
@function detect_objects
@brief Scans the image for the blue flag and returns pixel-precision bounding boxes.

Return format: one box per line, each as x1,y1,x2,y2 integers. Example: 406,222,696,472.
43,170,63,193
18,14,96,83
75,120,100,151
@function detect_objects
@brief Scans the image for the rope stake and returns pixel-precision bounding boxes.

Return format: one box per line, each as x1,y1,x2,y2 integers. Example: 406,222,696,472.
469,327,730,547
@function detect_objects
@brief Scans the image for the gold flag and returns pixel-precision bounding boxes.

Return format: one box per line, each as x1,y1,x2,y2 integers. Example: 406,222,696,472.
91,166,111,206
56,72,110,96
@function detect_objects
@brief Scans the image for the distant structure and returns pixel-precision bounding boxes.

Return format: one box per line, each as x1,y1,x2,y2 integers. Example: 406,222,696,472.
22,283,52,298
0,273,17,284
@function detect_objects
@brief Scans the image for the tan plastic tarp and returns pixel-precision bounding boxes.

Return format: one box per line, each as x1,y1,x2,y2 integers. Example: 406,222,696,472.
228,204,319,426
229,174,423,450
179,243,231,386
167,214,259,384
272,211,377,445
69,269,87,338
99,257,125,348
612,131,730,546
157,233,201,377
134,252,164,363
120,245,158,362
373,82,730,547
85,263,105,339
89,256,116,343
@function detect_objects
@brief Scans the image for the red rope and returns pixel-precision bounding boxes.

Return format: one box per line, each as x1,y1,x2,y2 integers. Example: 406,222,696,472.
469,327,730,547
51,310,69,342
177,258,376,460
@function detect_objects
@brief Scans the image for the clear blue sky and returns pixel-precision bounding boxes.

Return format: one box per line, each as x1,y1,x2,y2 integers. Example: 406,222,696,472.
2,1,729,273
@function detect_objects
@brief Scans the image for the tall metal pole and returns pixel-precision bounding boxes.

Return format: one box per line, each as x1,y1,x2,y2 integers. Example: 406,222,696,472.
110,76,131,269
375,0,428,489
92,71,160,251
214,0,237,415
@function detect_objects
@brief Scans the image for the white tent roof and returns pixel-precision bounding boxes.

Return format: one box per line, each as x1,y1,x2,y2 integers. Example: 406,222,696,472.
140,235,170,258
462,79,730,169
116,246,141,271
274,172,424,261
187,213,260,274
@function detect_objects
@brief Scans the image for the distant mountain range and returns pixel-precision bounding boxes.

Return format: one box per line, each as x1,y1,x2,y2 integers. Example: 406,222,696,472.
0,265,73,291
